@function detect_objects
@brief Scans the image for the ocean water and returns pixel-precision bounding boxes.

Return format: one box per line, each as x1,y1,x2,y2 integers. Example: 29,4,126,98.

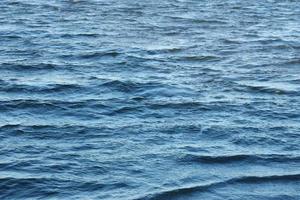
1,0,300,199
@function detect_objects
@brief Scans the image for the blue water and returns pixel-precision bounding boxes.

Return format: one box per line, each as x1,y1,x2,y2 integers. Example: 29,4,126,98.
1,0,300,199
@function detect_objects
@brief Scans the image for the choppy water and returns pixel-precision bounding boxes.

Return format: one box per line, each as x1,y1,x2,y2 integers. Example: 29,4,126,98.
1,0,300,199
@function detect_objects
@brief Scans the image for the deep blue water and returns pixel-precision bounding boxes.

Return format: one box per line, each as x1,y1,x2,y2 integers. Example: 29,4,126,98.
1,0,300,199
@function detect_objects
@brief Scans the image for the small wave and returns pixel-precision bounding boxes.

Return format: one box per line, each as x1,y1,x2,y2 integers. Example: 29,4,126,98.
235,174,300,183
0,176,129,199
285,59,300,66
134,174,300,200
65,51,121,60
0,63,57,71
160,124,202,134
191,19,227,25
60,33,101,38
235,82,299,95
0,83,83,93
1,35,23,40
0,99,110,114
231,135,291,147
134,183,216,200
145,47,184,55
146,101,203,110
7,1,34,7
0,159,42,171
108,106,143,116
174,55,220,62
44,83,83,92
80,51,120,59
166,16,227,25
244,85,295,95
101,80,138,92
100,80,163,93
0,99,65,111
178,153,300,164
219,38,242,44
0,177,67,199
0,123,114,140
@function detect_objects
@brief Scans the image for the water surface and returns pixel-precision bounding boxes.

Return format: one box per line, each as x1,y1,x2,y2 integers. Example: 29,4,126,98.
1,0,300,199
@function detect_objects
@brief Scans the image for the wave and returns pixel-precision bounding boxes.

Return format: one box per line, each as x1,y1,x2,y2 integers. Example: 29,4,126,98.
0,99,65,111
0,63,57,71
243,85,296,95
166,16,227,25
146,101,228,111
235,82,299,95
100,80,164,93
1,35,23,40
0,177,61,199
1,0,299,199
0,176,129,199
0,83,83,93
134,174,300,200
79,51,120,59
178,153,300,164
146,101,204,110
173,55,221,62
60,51,121,60
0,123,116,140
100,80,139,92
59,33,101,39
0,99,110,113
109,106,143,116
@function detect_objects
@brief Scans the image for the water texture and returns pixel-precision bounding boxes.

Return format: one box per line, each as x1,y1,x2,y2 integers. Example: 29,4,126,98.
1,0,300,199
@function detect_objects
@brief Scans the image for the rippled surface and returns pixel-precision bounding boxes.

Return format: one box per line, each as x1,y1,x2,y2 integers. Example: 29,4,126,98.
1,0,300,199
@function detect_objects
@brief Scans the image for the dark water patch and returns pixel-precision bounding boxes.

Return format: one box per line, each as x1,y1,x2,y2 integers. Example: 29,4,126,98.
284,59,300,66
160,124,202,135
58,51,121,60
44,83,84,93
59,33,102,39
0,177,61,199
0,176,129,199
146,101,206,110
219,38,243,44
235,174,300,183
173,55,221,62
100,80,166,93
0,124,117,140
79,51,121,59
178,153,300,164
7,1,35,7
190,19,227,25
1,34,23,40
0,160,43,172
0,83,83,93
100,80,139,92
108,106,143,116
166,15,227,25
0,62,57,71
0,99,66,111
